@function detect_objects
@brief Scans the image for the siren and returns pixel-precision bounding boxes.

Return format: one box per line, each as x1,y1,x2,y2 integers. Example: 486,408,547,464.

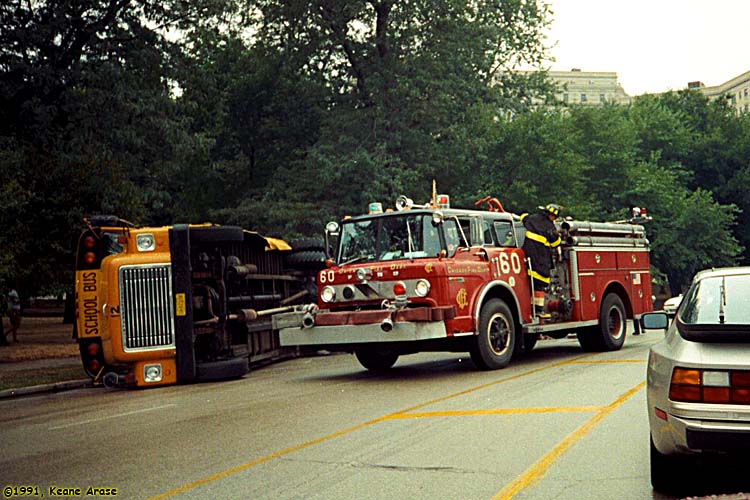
395,196,414,211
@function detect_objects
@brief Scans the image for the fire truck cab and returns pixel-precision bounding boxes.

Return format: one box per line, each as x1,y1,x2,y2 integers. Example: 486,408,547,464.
275,195,652,371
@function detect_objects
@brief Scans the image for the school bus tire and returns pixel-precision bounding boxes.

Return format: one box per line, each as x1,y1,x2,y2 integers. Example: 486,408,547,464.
290,238,325,252
195,357,249,381
471,298,515,370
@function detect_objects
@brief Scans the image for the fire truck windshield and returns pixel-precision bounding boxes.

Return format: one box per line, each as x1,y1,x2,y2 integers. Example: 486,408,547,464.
338,214,446,264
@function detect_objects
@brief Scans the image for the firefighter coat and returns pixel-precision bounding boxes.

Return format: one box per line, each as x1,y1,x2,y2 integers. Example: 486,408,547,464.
521,212,561,285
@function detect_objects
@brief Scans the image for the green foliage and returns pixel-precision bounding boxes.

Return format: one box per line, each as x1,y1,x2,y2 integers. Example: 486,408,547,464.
1,0,747,298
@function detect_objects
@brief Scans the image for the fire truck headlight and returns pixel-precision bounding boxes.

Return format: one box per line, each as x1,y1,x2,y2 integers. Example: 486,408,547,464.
136,233,156,252
321,286,336,303
144,364,163,383
415,279,431,297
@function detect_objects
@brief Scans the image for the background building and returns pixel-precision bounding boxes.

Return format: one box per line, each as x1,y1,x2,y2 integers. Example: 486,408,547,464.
691,70,750,115
547,69,631,105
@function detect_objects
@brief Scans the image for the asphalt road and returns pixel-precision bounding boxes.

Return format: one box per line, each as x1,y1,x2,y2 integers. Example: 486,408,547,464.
1,326,748,500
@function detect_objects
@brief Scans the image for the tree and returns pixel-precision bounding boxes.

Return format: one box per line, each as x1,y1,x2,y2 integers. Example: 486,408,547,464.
0,0,235,293
230,0,556,233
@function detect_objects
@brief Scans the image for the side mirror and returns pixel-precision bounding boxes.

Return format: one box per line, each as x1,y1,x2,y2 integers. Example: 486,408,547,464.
324,221,340,260
640,312,669,331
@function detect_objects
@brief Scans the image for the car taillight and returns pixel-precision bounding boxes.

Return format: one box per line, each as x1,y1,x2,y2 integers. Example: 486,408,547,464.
670,367,750,404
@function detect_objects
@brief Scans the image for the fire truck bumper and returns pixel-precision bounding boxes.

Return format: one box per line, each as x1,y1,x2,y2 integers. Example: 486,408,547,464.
275,307,455,346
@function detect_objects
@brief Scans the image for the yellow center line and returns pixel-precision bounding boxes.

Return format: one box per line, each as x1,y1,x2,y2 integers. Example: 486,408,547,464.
148,352,600,500
384,406,603,419
491,381,646,500
567,359,646,364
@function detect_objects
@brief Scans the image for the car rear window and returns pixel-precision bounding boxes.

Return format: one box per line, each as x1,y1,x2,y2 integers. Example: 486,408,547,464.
681,274,750,325
677,273,750,342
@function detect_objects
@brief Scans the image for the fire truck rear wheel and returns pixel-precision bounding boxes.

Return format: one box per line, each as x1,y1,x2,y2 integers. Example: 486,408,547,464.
471,299,515,370
578,293,627,352
355,349,399,372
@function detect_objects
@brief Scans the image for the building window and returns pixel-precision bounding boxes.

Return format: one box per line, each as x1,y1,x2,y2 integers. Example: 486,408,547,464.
600,94,605,103
745,88,749,98
580,93,587,103
563,93,569,103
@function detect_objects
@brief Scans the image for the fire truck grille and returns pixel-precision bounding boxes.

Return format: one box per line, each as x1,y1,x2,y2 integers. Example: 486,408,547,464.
119,264,176,351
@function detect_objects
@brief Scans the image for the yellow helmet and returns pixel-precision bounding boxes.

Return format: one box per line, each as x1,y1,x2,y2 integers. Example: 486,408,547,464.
541,203,561,218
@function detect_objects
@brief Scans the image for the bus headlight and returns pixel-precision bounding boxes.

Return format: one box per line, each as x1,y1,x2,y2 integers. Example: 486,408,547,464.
143,364,163,383
136,233,156,252
321,286,336,303
415,279,431,297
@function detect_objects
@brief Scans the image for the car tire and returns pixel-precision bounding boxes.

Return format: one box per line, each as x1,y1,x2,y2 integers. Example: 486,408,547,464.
470,299,515,370
355,349,399,372
196,357,249,381
650,437,688,495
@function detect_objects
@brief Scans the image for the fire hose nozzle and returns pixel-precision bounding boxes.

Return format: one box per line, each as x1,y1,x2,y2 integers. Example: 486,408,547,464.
302,312,316,329
380,317,394,332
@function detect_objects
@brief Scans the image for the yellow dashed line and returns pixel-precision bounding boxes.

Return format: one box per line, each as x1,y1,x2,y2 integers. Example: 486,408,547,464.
384,406,603,419
490,381,646,500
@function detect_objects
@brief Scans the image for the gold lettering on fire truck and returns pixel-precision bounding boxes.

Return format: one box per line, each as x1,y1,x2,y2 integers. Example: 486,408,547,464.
80,270,100,337
456,288,469,310
424,263,434,273
447,264,485,274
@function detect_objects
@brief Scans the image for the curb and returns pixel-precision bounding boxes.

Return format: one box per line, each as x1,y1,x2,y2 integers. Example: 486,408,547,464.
0,379,93,400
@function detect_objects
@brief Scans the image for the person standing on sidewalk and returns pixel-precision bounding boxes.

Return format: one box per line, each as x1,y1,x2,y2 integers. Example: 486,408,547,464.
7,288,21,343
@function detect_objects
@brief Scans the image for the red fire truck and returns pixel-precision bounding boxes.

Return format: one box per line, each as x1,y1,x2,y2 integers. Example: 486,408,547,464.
275,194,653,371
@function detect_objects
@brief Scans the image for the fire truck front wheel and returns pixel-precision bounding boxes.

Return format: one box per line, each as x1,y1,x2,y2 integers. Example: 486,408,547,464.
355,349,399,372
471,299,516,370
